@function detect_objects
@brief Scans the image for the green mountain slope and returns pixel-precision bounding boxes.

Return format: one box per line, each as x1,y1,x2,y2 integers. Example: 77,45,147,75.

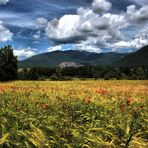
19,50,127,68
114,45,148,67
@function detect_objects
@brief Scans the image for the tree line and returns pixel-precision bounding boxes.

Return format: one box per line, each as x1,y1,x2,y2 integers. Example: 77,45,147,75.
18,66,148,80
0,46,148,81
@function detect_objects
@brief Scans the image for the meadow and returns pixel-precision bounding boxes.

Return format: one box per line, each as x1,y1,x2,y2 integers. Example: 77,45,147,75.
0,80,148,148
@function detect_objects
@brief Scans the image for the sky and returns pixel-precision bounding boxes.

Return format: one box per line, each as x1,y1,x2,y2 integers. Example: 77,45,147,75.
0,0,148,60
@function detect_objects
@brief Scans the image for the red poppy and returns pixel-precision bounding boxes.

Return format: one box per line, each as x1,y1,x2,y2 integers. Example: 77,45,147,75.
121,104,125,111
96,89,106,95
87,97,91,104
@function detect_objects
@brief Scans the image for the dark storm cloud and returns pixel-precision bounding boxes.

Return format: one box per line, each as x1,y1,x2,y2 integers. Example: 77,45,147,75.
49,35,87,45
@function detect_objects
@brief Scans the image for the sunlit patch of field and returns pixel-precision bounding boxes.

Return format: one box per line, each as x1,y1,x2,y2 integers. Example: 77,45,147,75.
0,80,148,147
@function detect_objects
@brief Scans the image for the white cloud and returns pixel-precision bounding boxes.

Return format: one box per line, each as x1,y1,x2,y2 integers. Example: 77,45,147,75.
76,44,102,53
33,34,40,40
36,17,48,28
47,45,63,52
14,47,37,60
45,7,127,46
102,13,128,40
45,15,82,44
0,21,13,42
127,5,148,23
111,5,148,51
0,0,9,5
131,0,148,6
0,11,36,29
112,26,148,51
47,44,102,54
33,31,41,40
92,0,112,13
44,0,148,53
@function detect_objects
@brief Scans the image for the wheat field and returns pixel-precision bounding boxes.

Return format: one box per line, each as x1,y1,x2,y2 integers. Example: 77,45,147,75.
0,80,148,147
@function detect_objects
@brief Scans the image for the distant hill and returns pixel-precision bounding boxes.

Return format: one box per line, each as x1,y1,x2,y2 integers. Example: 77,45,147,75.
19,50,127,68
114,45,148,67
19,46,148,68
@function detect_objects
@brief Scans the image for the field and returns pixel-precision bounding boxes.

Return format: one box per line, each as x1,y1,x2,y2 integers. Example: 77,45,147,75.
0,80,148,148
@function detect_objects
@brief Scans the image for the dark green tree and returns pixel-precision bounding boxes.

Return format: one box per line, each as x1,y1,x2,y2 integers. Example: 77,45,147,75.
0,46,18,81
28,68,39,80
135,67,145,80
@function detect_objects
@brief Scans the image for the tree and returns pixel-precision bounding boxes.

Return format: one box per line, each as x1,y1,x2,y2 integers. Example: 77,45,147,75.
28,68,39,80
135,67,145,80
0,46,18,81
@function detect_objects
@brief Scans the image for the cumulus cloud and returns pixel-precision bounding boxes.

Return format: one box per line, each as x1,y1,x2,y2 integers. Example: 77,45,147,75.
0,0,9,5
111,5,148,52
14,47,37,60
127,5,148,23
44,0,148,52
45,15,88,44
45,14,83,44
0,21,13,42
92,0,112,13
45,7,128,47
112,26,148,51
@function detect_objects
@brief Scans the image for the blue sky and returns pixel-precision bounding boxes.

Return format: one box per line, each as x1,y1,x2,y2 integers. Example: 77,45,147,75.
0,0,148,59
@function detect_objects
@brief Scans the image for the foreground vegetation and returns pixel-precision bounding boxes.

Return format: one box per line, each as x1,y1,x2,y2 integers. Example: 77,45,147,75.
0,80,148,147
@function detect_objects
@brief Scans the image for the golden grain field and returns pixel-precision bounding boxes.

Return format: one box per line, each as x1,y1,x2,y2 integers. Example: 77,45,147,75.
0,80,148,147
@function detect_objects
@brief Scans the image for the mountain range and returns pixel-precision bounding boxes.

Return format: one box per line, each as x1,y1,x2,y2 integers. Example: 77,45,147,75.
114,45,148,67
19,45,148,68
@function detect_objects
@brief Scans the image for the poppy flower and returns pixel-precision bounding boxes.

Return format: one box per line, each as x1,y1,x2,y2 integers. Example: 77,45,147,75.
87,97,91,104
121,104,125,111
96,89,106,95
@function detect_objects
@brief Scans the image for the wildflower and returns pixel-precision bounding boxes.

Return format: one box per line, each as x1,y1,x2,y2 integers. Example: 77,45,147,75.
127,98,132,105
87,97,91,104
40,103,49,110
96,89,106,95
121,104,125,112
